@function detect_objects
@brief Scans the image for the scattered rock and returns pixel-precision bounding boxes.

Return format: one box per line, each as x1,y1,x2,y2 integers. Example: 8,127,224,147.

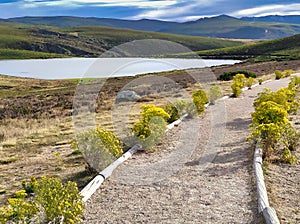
116,90,141,103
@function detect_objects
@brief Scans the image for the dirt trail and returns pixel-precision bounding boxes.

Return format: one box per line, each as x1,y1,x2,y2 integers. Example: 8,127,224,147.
83,78,291,224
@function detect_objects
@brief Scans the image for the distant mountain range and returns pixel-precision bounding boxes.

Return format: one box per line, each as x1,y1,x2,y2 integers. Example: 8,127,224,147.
241,15,300,24
5,15,300,40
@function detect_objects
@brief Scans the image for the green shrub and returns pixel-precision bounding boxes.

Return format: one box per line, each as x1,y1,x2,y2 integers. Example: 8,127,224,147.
231,74,245,97
254,88,298,113
75,127,123,171
281,124,300,151
164,103,180,123
209,85,222,104
250,101,290,160
275,70,283,80
192,89,209,114
164,100,198,122
218,70,256,81
132,104,170,149
22,176,38,194
283,69,294,77
258,78,263,85
250,83,300,162
0,176,84,224
282,148,298,164
251,101,289,126
246,77,256,89
174,100,197,118
34,177,84,223
0,195,39,223
275,69,293,79
288,76,300,90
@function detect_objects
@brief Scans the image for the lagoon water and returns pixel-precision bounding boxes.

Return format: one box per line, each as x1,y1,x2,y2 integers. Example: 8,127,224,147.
0,58,240,80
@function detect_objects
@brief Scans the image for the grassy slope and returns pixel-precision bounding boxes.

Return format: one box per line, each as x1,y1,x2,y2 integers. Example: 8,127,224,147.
161,15,300,39
195,34,300,61
63,26,244,52
8,16,178,31
7,16,300,40
0,22,244,59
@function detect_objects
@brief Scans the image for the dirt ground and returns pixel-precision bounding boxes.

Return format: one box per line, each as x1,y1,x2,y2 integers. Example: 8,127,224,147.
83,73,299,224
1,60,300,222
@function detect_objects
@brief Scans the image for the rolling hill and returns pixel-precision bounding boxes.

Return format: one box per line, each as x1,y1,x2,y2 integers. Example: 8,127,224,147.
241,15,300,24
7,16,176,31
0,21,244,59
194,34,300,61
6,15,300,40
161,15,300,39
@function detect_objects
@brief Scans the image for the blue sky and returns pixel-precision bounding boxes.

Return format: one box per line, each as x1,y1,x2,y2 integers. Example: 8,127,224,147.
0,0,299,21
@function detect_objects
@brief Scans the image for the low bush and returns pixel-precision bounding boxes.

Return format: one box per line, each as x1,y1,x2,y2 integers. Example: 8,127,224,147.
132,104,170,149
231,74,245,97
218,70,256,81
288,76,300,90
164,103,180,123
275,69,294,79
275,70,283,80
282,148,298,164
281,124,300,151
74,127,123,172
250,101,290,160
246,77,256,89
192,89,209,114
249,80,299,163
209,85,222,104
254,87,298,114
35,177,84,223
174,100,197,118
0,176,84,223
283,69,294,77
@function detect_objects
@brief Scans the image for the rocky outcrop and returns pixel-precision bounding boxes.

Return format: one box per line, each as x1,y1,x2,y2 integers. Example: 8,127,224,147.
116,90,141,103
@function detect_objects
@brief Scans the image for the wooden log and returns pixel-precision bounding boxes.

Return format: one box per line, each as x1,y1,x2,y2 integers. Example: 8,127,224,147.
263,207,280,224
80,144,142,202
254,143,280,224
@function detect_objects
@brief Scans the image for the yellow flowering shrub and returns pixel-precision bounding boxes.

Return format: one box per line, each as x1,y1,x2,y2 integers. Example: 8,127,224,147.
132,104,170,149
35,177,84,223
231,73,245,97
75,126,123,171
250,82,299,163
0,176,84,223
192,89,208,114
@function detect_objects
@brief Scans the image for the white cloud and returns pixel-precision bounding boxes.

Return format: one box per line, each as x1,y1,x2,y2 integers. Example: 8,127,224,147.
22,0,78,8
74,0,177,8
21,0,178,9
131,0,224,21
232,3,300,17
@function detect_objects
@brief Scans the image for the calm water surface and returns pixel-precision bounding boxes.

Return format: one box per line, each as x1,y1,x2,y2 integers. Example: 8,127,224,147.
0,58,241,79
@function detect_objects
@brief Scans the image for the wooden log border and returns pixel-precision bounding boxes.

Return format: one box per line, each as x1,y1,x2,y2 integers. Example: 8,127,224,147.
254,143,280,224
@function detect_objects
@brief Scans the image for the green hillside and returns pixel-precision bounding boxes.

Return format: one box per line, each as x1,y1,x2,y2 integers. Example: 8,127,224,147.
0,22,244,59
161,15,300,39
6,15,300,40
8,16,177,31
195,34,300,61
241,15,300,24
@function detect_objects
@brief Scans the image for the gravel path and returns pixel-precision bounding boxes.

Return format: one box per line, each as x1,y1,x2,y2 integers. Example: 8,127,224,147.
83,78,291,224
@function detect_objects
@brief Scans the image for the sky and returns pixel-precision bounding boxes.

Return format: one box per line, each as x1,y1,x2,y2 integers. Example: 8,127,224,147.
0,0,299,21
